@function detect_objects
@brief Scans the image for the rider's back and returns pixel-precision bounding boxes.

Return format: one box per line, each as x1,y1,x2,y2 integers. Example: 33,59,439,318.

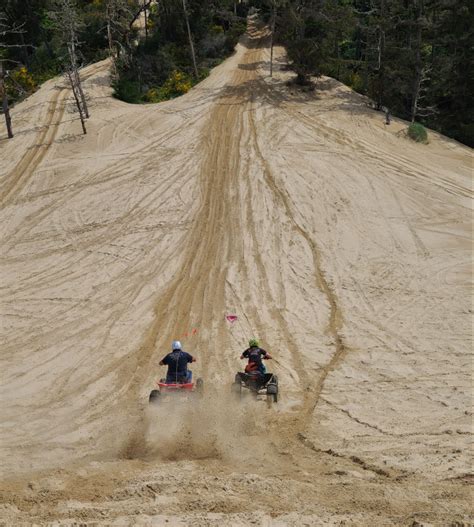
163,350,193,381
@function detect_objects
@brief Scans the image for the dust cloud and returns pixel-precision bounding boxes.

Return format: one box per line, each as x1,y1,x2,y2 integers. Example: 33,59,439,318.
142,391,267,463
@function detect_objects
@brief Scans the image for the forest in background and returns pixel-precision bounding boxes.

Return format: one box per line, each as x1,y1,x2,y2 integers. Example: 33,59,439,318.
1,0,473,146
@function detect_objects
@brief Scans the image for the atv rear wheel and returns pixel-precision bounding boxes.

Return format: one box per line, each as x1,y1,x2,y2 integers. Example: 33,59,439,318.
149,389,160,405
266,377,278,404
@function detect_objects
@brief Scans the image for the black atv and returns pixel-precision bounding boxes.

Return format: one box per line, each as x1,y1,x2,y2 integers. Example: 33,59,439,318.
231,371,278,407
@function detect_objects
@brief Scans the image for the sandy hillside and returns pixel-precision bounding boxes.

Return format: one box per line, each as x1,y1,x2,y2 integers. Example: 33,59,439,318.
0,20,472,527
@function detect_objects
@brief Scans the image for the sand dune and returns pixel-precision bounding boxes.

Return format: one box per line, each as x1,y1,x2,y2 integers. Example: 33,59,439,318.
0,22,472,526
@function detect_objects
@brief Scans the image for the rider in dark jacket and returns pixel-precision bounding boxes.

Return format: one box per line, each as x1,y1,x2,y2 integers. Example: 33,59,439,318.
159,340,196,383
241,339,272,375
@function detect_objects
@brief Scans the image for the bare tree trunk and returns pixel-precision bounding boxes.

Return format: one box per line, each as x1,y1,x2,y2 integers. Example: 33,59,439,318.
67,70,87,135
376,0,386,111
107,19,113,54
144,0,148,41
20,31,29,67
0,62,14,139
411,71,421,123
68,41,89,119
410,4,423,122
74,68,89,118
182,0,199,79
269,1,276,77
106,16,117,76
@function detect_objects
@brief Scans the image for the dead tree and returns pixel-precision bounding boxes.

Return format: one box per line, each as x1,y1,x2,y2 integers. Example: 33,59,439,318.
143,0,149,42
411,65,437,123
105,0,131,73
68,39,89,119
0,13,27,139
105,0,152,74
66,69,86,134
267,0,289,77
0,13,12,138
269,1,276,77
50,0,89,122
182,0,199,79
409,3,436,123
0,61,13,138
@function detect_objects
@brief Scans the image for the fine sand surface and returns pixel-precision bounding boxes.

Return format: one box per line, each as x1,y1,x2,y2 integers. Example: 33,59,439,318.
1,21,472,527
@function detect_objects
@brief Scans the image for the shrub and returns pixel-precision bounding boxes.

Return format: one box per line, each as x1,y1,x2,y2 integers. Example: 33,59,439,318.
348,72,364,92
408,122,428,143
6,66,37,103
162,70,192,97
112,78,142,103
225,20,247,51
143,70,193,103
28,43,62,83
210,24,224,34
9,67,36,93
200,33,226,58
144,87,162,103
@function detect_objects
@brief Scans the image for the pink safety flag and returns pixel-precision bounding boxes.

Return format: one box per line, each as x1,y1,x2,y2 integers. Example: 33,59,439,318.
226,315,238,323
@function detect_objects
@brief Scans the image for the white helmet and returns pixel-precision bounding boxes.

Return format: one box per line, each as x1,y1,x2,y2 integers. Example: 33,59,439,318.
172,340,182,351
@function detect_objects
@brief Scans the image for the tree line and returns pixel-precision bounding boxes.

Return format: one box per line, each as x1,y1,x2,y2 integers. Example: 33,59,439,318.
1,0,247,136
260,0,473,146
1,0,472,146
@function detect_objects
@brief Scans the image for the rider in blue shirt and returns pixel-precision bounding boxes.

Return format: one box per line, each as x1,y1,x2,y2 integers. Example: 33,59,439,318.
159,340,195,383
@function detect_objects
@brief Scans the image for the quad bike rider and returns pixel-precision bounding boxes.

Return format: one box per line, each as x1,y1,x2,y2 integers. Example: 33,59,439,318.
233,339,278,405
149,341,202,404
241,338,272,375
159,340,196,384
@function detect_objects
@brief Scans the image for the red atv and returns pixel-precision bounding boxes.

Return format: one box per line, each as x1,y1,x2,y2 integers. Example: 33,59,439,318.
149,377,204,404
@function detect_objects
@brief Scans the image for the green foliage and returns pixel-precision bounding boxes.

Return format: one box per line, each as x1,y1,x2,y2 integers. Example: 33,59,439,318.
113,1,247,104
9,67,36,93
144,70,193,102
5,67,37,104
408,122,428,143
27,43,63,81
348,72,363,92
3,0,471,146
267,0,473,146
112,78,142,103
210,24,224,35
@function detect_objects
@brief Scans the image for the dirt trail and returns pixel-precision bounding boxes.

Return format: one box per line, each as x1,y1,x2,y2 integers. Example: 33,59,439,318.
0,20,472,526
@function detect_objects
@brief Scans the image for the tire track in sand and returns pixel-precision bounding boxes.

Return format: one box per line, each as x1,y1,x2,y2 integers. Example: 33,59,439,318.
247,103,348,425
121,25,344,456
119,28,313,457
0,64,105,208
